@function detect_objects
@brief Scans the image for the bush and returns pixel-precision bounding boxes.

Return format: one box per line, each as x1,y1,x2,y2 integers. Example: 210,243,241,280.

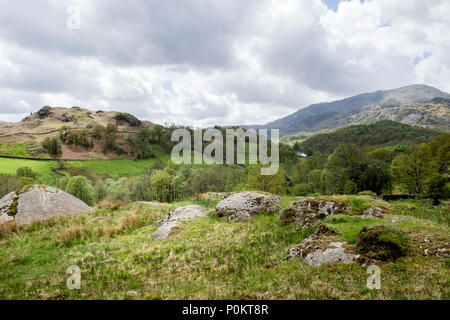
66,176,95,205
42,137,62,156
292,183,313,196
16,167,38,179
356,225,410,261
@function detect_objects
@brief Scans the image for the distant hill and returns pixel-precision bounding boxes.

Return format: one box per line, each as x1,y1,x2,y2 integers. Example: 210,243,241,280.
263,84,450,136
0,106,156,160
296,120,446,155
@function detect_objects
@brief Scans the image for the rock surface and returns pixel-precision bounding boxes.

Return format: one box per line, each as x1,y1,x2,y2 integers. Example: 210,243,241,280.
0,185,92,225
196,192,234,200
152,205,206,239
282,225,359,266
215,192,281,220
278,198,349,227
363,206,386,218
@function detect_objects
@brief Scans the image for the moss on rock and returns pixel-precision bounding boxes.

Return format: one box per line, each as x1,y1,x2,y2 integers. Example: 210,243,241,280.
356,225,410,261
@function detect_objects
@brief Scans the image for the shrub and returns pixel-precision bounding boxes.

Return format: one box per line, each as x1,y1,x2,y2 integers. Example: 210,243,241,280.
42,137,62,156
356,225,410,261
66,176,95,205
16,167,39,179
292,183,313,196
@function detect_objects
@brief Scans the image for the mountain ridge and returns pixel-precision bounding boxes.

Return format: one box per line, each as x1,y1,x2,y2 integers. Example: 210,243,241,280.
262,84,450,135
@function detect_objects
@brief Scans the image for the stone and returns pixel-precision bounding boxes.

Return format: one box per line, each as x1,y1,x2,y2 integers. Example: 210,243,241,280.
281,225,359,266
278,198,349,227
0,185,92,226
215,192,281,220
363,206,386,218
152,205,206,240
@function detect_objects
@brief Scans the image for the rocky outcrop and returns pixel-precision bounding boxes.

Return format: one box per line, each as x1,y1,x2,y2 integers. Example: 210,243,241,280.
0,185,92,225
152,205,206,240
281,225,359,267
215,192,281,220
278,198,349,227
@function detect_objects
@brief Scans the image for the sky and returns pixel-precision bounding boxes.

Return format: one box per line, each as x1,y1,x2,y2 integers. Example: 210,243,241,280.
0,0,449,127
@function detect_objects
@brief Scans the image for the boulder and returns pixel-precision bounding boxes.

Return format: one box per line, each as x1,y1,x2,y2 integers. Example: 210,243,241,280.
0,185,92,225
152,205,206,240
278,198,349,227
363,206,386,218
215,192,281,220
282,225,359,266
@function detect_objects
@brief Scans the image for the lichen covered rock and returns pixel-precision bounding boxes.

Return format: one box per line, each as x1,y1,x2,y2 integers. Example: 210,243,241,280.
278,198,349,227
0,185,92,225
356,225,411,261
215,192,281,220
282,225,359,266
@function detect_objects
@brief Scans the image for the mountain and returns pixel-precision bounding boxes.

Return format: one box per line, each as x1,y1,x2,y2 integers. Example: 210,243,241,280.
0,106,155,160
264,84,450,136
296,120,446,155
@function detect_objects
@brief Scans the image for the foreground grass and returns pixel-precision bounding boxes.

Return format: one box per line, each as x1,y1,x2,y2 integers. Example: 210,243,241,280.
0,198,448,300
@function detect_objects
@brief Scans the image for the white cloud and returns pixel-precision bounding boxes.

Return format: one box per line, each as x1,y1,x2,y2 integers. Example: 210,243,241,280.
0,0,449,126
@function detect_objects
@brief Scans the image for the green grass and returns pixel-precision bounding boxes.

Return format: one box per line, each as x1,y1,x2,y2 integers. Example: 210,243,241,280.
389,200,450,227
0,144,31,157
66,158,169,178
0,158,59,183
0,197,448,300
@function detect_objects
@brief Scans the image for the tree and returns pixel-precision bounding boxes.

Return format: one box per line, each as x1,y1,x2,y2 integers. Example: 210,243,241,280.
246,164,288,195
327,143,362,171
42,136,62,156
359,160,392,195
391,144,433,194
66,176,95,205
423,174,450,205
151,170,172,202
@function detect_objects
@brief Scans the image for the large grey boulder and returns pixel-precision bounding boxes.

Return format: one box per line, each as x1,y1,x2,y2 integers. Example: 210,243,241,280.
152,205,206,240
215,191,281,220
0,185,92,225
278,198,349,227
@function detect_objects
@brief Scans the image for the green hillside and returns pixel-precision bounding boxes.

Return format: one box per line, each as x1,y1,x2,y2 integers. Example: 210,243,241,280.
297,120,446,154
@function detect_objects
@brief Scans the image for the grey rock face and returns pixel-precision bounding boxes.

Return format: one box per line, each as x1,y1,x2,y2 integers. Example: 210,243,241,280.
0,185,92,225
278,198,349,227
152,205,206,240
215,192,281,220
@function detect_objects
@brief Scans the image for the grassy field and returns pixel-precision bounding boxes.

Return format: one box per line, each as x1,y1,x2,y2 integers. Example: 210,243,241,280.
0,158,59,183
0,196,448,300
0,144,31,157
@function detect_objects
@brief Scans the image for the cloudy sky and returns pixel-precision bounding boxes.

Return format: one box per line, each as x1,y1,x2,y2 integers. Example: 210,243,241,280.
0,0,449,127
